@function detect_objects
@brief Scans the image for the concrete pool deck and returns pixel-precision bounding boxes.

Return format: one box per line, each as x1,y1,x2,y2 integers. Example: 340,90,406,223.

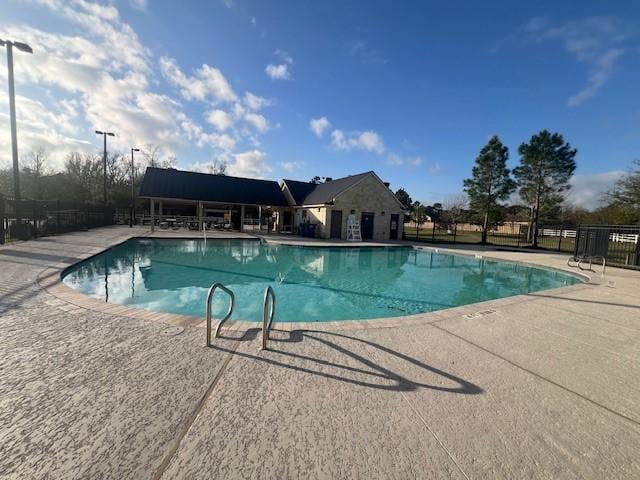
1,226,639,479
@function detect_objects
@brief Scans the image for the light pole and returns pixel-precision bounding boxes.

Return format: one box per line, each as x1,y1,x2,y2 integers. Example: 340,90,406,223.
130,147,140,227
95,130,115,205
1,38,33,230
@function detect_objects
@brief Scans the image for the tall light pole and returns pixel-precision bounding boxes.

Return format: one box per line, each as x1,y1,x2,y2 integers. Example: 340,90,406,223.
130,147,140,227
95,130,115,205
1,38,33,229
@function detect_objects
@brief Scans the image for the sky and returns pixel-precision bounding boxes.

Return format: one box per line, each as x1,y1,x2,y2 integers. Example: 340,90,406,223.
1,0,639,209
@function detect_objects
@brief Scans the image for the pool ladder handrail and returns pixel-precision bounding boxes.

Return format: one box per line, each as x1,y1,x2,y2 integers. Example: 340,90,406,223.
262,286,276,350
206,282,235,346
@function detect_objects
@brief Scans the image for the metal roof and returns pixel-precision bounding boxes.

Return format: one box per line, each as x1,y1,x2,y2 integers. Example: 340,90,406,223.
139,167,290,207
282,171,373,205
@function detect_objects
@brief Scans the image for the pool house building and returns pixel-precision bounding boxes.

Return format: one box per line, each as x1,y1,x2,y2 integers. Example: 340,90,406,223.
139,167,407,240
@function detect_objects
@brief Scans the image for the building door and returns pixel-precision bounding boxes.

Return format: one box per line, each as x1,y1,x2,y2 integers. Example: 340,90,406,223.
282,211,292,231
361,212,374,240
389,214,399,240
330,210,343,238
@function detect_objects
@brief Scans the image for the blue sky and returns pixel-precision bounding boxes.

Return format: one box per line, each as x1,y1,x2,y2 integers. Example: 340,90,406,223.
1,0,639,209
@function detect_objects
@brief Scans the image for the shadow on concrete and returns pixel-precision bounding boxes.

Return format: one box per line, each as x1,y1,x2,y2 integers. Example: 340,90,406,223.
0,248,75,263
526,292,640,309
0,268,58,308
211,328,482,395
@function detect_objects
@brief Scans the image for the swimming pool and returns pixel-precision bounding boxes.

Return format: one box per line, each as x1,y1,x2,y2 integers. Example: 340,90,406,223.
62,239,583,322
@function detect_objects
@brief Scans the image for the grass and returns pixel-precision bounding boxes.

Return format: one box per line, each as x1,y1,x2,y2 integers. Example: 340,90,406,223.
402,227,638,265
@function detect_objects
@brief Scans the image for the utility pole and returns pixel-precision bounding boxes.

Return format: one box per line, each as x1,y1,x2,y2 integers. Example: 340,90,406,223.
130,147,140,227
95,130,115,205
1,38,33,230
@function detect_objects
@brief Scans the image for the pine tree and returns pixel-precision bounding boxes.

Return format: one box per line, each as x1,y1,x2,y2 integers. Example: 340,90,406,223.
463,136,515,244
514,130,577,247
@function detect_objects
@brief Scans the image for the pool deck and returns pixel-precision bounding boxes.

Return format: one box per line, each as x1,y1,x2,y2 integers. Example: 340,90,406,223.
1,226,639,479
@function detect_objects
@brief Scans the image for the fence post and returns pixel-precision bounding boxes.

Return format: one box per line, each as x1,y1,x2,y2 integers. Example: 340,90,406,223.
56,200,61,234
32,200,38,238
0,194,4,245
416,223,419,241
432,222,436,242
86,202,90,229
453,223,457,244
557,224,563,252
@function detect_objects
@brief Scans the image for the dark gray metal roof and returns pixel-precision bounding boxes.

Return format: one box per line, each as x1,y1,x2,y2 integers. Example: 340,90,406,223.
139,167,290,206
283,171,373,205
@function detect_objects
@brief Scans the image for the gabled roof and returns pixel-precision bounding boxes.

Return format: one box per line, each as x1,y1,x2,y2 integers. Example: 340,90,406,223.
139,167,289,206
282,171,373,205
281,179,321,205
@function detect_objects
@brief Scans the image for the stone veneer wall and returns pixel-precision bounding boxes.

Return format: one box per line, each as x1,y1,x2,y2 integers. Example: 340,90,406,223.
329,175,405,241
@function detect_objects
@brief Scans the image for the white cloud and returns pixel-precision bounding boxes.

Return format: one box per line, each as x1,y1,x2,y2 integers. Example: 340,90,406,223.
516,16,638,106
566,170,626,209
244,112,269,133
265,50,294,80
274,49,294,65
227,150,271,178
0,1,274,171
243,92,271,110
567,48,624,106
385,152,423,168
428,162,443,174
130,0,147,11
280,161,305,173
309,117,331,137
265,63,291,80
347,39,389,66
160,56,237,103
330,129,385,155
206,109,233,131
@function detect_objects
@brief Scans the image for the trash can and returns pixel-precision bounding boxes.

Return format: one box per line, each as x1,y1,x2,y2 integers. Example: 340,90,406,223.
307,223,317,238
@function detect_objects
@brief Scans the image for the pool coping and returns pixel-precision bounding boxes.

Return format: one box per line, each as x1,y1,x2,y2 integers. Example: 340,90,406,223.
38,235,598,333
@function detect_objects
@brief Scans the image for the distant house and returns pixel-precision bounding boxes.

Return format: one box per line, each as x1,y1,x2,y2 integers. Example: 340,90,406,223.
139,168,406,240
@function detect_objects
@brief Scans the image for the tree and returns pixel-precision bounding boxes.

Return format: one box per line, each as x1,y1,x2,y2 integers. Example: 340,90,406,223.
21,148,50,199
394,188,412,209
463,136,516,243
514,130,577,247
207,159,227,175
412,201,428,226
606,159,640,218
442,194,469,225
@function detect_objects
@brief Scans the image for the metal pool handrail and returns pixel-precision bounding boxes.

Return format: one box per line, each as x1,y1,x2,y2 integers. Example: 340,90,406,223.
206,282,235,346
262,286,276,350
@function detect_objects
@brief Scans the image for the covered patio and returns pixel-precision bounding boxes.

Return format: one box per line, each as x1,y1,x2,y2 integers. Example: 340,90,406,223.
138,167,293,233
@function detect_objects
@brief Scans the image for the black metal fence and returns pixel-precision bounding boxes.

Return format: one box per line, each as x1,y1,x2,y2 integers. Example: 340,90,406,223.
0,194,114,244
402,221,640,269
403,223,524,247
573,224,640,269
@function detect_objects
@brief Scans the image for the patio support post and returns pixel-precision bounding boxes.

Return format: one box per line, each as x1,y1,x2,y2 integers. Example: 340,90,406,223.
258,205,262,232
197,201,203,230
158,200,163,221
240,205,245,232
150,198,155,232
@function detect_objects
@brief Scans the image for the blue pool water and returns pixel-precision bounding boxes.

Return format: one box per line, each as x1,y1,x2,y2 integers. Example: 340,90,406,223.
62,239,583,322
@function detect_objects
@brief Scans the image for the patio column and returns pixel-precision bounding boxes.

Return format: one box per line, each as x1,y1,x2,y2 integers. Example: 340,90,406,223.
240,205,245,232
258,205,262,232
197,201,203,230
150,198,155,232
158,200,163,219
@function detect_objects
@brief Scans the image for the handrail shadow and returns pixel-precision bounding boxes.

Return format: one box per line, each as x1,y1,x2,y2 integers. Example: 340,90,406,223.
210,328,482,395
